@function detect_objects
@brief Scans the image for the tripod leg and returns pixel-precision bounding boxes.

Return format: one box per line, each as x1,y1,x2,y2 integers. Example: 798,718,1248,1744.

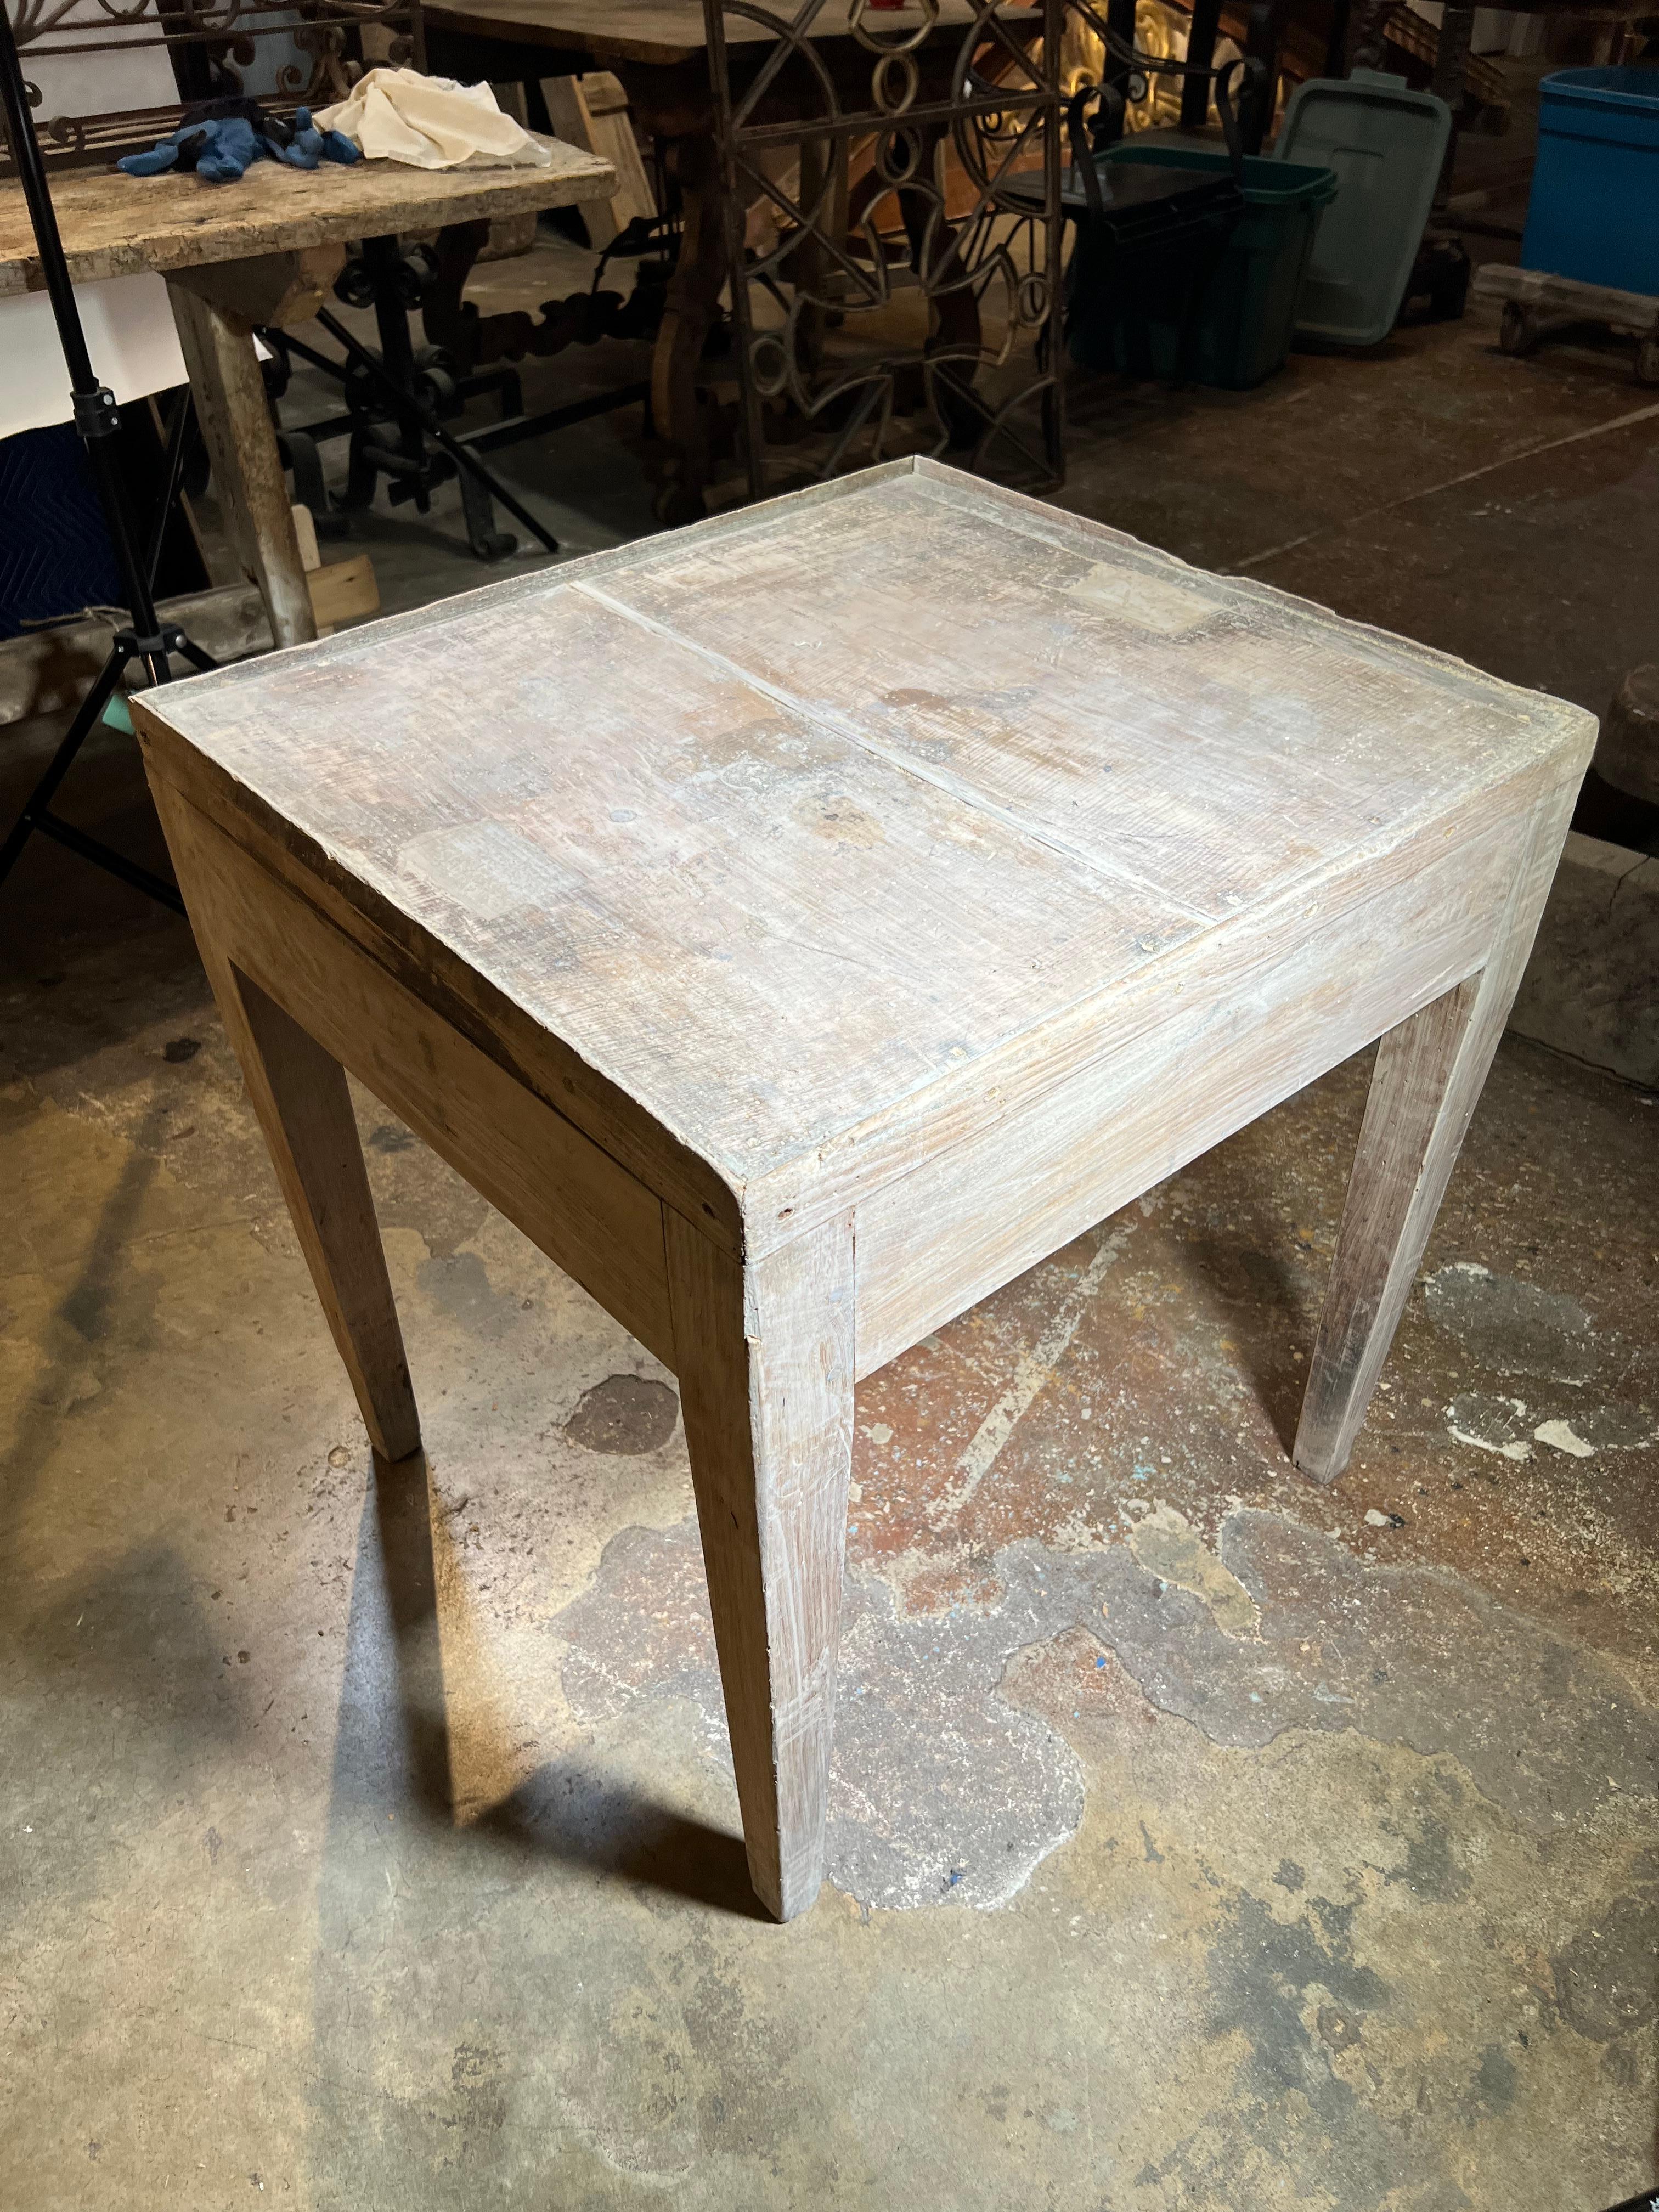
143,386,193,594
168,281,318,649
0,644,127,889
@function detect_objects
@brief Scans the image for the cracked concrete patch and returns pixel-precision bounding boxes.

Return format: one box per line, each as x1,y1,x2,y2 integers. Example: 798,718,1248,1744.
553,1504,1659,1915
1544,1403,1659,1453
555,1520,1088,1911
1421,1263,1599,1384
1126,1502,1259,1637
565,1375,681,1457
1552,1880,1659,2042
1447,1391,1537,1460
1094,1511,1658,1825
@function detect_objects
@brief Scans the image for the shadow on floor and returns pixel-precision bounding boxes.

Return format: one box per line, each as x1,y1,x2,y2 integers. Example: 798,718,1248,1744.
351,1446,766,1921
1177,1122,1330,1463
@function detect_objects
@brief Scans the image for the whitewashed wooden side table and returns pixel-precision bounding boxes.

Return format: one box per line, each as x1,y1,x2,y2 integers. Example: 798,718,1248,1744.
133,458,1595,1920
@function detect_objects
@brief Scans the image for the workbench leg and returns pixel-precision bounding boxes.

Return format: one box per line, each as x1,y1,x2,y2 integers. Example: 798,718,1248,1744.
646,131,730,526
168,281,318,650
664,1209,855,1921
1293,789,1576,1485
212,958,420,1464
1428,2,1475,212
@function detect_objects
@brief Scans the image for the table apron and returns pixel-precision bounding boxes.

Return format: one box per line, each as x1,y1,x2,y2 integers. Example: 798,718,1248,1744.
155,785,679,1370
148,757,1574,1398
849,785,1551,1380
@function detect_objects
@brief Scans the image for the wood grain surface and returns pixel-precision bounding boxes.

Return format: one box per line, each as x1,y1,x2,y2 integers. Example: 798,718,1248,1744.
138,457,1595,1215
421,0,1006,65
0,137,614,296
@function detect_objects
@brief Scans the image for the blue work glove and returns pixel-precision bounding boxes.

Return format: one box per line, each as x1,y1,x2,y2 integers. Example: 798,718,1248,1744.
119,115,264,182
119,103,358,180
275,122,320,171
119,136,184,176
195,116,266,183
282,108,362,166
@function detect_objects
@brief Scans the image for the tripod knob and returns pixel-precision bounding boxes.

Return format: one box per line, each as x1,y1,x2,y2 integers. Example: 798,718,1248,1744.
71,385,120,439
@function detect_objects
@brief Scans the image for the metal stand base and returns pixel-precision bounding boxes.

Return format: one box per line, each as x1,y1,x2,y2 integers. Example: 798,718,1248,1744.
0,620,213,915
0,0,218,920
261,228,665,561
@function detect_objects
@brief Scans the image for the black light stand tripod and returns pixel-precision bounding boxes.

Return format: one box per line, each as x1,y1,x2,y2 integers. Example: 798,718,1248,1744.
0,1,216,917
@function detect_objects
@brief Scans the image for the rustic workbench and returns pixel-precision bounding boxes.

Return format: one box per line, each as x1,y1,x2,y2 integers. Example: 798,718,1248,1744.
132,455,1594,1921
0,145,615,645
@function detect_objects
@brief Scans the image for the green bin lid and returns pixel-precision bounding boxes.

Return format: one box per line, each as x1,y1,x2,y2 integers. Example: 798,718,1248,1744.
1274,70,1452,346
1109,143,1338,205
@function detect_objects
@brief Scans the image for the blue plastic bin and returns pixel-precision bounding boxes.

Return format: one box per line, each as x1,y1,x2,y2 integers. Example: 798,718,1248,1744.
1520,68,1659,296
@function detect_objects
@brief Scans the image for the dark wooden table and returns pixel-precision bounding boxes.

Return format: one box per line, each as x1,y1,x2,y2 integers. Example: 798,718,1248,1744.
423,0,1036,518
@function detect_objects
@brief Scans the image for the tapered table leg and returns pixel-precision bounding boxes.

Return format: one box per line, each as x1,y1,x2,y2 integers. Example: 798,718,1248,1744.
225,968,421,1464
1294,791,1576,1484
154,781,422,1467
664,1208,855,1920
168,279,319,651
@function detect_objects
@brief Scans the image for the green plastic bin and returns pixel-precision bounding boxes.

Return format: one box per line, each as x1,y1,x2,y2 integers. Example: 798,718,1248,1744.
1072,144,1339,388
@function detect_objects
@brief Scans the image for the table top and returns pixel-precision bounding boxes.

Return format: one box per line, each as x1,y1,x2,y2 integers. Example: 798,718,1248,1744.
0,138,614,298
422,0,1023,66
139,457,1593,1193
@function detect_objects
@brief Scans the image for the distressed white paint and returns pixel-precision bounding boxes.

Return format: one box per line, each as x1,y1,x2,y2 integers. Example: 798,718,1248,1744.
1448,1396,1534,1460
1534,1418,1595,1458
134,456,1598,1920
148,456,1594,1219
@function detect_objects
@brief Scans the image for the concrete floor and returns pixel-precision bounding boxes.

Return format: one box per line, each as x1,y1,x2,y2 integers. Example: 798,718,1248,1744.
3,184,1659,2210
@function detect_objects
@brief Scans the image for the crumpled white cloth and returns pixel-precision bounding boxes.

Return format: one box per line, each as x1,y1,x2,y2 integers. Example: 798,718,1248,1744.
315,68,553,170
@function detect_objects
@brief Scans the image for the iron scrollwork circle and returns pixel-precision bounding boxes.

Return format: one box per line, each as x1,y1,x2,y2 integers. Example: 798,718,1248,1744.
872,49,919,115
872,125,925,187
1015,270,1048,328
850,0,939,54
749,329,792,400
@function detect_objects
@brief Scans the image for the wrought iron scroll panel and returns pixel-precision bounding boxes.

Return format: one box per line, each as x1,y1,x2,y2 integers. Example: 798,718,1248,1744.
704,0,1066,498
1,0,423,170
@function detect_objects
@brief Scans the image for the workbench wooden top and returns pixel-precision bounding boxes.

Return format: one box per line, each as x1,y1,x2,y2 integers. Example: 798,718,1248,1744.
0,137,614,297
421,0,1026,66
136,457,1594,1203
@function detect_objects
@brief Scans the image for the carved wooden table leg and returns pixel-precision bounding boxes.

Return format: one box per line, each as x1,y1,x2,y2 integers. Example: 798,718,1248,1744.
422,217,518,373
647,130,731,526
